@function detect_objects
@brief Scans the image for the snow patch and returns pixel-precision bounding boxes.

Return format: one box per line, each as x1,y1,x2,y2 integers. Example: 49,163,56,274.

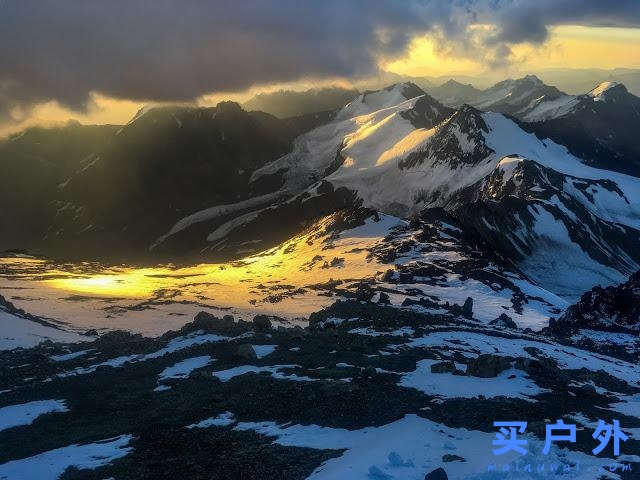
0,435,133,480
0,400,68,432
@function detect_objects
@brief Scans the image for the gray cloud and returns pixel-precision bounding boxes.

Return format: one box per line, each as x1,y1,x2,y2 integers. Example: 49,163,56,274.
0,0,639,120
486,0,640,44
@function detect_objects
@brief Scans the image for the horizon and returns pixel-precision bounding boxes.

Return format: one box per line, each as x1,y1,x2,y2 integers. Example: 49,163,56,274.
2,69,638,138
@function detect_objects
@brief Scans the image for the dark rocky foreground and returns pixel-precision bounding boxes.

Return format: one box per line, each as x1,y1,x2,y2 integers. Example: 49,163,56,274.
0,301,638,479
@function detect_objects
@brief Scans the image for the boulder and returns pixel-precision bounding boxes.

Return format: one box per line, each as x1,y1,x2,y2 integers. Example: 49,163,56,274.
430,361,456,374
235,344,257,361
425,467,448,480
515,356,567,383
193,311,234,332
252,314,272,331
354,283,375,302
378,292,391,304
489,313,517,329
466,354,510,377
462,297,473,319
442,454,465,462
380,269,395,282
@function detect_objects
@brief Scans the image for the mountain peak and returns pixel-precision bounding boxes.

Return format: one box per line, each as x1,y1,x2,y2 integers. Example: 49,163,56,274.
384,81,426,99
215,101,244,114
441,79,464,88
521,74,543,84
587,81,627,101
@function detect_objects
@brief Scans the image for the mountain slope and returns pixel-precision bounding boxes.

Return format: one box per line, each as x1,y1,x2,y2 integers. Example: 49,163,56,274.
147,83,640,298
469,75,566,118
0,123,118,252
5,82,640,303
445,155,640,296
520,82,640,176
426,79,482,107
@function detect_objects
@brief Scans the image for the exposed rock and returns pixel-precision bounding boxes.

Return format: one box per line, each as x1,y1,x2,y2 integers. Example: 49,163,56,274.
380,269,395,282
466,354,511,378
514,356,568,385
398,272,414,283
462,297,473,319
489,313,517,329
550,271,640,333
235,344,257,361
377,292,391,305
252,314,273,331
442,454,465,463
430,361,456,374
192,311,235,333
425,467,448,479
354,283,375,302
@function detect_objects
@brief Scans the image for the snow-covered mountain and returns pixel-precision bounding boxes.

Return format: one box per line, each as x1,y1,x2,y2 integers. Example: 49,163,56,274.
468,75,566,118
519,81,640,176
153,83,640,301
445,154,640,296
425,79,482,107
4,81,640,304
3,81,640,480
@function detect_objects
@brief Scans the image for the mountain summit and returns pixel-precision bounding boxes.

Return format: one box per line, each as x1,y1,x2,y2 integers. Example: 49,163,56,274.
468,75,566,118
521,81,640,176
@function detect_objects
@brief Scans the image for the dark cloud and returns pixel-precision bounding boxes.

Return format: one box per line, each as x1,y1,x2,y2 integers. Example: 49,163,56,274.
0,0,434,120
0,0,639,120
489,0,640,44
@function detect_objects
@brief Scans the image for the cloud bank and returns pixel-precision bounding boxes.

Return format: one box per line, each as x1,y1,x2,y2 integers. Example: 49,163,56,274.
0,0,639,121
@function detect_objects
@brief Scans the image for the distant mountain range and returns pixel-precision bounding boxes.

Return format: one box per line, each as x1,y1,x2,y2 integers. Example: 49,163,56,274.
243,87,359,118
427,75,640,176
2,77,640,304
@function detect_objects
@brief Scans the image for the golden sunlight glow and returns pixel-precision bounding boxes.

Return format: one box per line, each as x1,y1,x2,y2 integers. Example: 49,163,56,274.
3,25,639,136
384,25,640,79
40,214,392,321
513,25,640,70
0,94,144,138
383,34,481,77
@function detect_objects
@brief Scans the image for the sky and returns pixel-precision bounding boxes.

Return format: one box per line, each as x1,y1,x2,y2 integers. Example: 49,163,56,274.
1,1,640,136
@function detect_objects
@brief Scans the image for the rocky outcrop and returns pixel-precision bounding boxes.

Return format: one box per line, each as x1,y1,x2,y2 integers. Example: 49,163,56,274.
425,467,448,480
466,354,511,378
550,270,640,333
489,313,517,329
